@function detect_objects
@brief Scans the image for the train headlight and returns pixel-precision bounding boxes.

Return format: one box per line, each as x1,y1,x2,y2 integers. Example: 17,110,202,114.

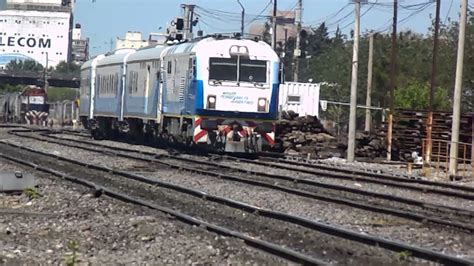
207,95,216,109
257,98,267,112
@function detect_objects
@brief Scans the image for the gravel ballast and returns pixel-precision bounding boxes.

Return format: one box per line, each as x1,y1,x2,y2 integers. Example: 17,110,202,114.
2,129,474,263
0,160,286,264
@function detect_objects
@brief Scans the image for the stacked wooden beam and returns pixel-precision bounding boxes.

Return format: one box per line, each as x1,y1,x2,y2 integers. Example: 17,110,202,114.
390,110,473,160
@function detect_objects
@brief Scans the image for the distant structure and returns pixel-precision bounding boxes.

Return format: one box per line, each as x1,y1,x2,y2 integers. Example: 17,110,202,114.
116,31,150,50
0,0,73,69
249,10,309,49
71,23,89,65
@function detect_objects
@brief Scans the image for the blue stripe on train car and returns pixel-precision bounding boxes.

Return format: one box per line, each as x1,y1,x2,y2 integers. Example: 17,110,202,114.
94,97,120,117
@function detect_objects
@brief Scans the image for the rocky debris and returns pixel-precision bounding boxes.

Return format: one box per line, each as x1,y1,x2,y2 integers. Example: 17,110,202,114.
275,111,388,159
352,130,388,159
275,111,344,158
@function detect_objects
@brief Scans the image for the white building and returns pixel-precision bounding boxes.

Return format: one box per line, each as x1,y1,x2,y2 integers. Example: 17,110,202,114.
71,23,88,65
116,31,150,50
0,0,72,69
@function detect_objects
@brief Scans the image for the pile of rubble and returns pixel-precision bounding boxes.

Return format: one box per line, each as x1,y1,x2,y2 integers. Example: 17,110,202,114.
275,111,343,158
275,111,388,159
354,130,387,159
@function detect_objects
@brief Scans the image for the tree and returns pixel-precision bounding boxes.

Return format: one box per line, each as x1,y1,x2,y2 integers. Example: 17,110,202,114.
6,60,43,71
394,81,451,111
54,61,81,74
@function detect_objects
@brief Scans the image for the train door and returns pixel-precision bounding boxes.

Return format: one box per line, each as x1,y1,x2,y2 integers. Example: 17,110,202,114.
119,64,126,121
156,62,163,122
184,55,196,113
144,65,151,114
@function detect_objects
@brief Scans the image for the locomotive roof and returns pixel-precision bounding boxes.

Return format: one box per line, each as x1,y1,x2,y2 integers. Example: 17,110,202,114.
96,49,136,67
81,54,105,70
81,37,278,70
161,37,279,61
127,45,167,63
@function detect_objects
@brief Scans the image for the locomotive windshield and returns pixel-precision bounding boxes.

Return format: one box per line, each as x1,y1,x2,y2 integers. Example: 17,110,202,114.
209,57,267,83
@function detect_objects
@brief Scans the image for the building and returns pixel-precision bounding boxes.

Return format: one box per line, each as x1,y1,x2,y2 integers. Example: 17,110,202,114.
116,31,150,50
248,10,311,49
71,23,88,65
0,0,73,69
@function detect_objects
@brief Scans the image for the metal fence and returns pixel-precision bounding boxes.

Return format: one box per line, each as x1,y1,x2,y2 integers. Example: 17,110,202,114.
48,100,79,128
422,138,473,179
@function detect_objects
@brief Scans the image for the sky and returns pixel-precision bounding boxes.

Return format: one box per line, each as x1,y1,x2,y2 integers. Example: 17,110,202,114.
74,0,465,56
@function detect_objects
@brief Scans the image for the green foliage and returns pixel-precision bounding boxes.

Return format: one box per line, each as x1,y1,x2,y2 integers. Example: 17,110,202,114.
23,187,42,199
6,60,44,71
394,82,451,111
396,250,412,261
47,87,79,102
0,84,23,93
65,240,80,266
296,11,474,116
53,61,81,75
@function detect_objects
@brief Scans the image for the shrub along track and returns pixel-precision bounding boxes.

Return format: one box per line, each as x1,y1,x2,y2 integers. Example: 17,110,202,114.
2,128,474,264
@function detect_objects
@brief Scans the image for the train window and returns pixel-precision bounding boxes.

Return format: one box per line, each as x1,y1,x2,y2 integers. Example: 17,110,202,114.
167,61,172,74
128,71,133,93
114,73,119,94
209,58,237,81
239,59,267,83
287,95,301,104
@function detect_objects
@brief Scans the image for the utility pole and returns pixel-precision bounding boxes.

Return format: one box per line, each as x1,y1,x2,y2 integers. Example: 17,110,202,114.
387,0,398,161
365,32,374,132
293,0,303,82
426,0,441,163
237,0,245,37
43,52,49,93
347,0,361,163
272,0,277,50
449,0,468,177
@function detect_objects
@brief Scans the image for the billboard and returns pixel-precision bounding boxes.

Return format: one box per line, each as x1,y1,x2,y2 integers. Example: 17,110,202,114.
0,9,71,68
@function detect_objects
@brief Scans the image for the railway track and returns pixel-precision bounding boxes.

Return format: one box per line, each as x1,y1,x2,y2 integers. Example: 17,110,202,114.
0,147,323,265
1,137,473,265
225,156,474,200
18,129,474,230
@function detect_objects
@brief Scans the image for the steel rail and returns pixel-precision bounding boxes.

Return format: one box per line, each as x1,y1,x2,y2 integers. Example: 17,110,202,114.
50,129,474,194
259,156,474,193
219,156,474,200
0,152,326,266
1,140,473,265
39,132,474,203
13,130,474,218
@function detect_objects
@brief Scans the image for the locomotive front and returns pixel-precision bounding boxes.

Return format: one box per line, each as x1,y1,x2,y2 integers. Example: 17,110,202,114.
193,39,280,153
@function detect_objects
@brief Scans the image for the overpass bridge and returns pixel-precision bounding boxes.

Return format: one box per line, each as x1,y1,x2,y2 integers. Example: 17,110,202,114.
0,70,80,88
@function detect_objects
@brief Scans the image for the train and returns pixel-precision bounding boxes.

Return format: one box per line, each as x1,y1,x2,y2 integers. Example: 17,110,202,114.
0,85,49,125
79,36,280,153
